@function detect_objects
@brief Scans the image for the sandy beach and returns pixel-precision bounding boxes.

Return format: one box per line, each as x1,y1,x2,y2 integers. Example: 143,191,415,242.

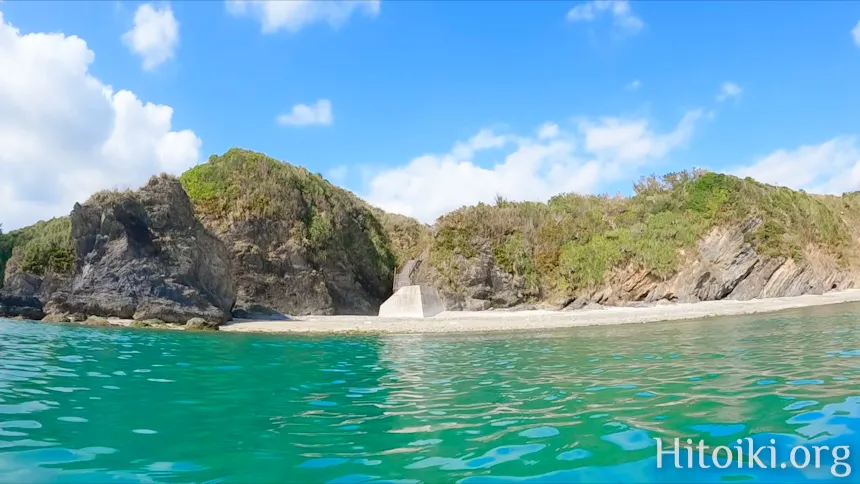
220,289,860,334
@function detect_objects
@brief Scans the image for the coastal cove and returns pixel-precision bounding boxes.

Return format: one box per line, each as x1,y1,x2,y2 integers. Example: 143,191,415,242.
5,153,860,331
1,301,859,482
4,3,860,483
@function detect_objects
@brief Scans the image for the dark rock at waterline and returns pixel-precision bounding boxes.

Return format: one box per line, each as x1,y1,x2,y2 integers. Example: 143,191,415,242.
0,292,45,320
232,304,291,320
43,175,236,324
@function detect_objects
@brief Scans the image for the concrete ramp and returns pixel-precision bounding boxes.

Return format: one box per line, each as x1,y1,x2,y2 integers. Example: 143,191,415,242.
378,285,444,318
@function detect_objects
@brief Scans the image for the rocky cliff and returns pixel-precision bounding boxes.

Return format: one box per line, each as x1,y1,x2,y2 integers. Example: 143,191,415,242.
179,149,397,316
412,171,860,311
4,175,236,325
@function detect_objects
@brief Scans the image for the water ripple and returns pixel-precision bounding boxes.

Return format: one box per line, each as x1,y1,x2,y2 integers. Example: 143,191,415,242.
1,302,860,482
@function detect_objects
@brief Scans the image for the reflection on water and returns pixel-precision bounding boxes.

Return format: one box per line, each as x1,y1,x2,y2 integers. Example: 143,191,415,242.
0,302,860,483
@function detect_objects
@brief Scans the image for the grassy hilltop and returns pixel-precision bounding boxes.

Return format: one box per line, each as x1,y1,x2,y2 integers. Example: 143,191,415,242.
177,149,401,314
4,150,860,313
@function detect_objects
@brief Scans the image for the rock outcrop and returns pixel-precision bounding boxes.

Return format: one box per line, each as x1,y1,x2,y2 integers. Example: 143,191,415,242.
180,149,396,316
417,218,860,311
40,175,236,324
414,249,533,311
0,293,45,320
588,219,858,307
215,223,374,316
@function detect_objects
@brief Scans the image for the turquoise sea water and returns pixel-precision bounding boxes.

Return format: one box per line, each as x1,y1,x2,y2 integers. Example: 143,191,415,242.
1,303,860,483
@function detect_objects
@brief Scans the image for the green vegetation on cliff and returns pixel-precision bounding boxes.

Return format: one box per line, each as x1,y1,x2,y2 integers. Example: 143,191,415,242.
180,148,398,293
0,218,74,285
368,209,431,268
427,170,860,299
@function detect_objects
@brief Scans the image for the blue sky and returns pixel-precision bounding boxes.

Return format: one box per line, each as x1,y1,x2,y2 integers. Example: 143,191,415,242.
1,0,860,229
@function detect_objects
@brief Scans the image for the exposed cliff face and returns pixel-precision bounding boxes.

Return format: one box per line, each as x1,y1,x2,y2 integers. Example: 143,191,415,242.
413,248,531,311
567,220,859,310
212,220,382,316
3,268,69,303
179,149,397,316
7,175,237,324
416,220,860,311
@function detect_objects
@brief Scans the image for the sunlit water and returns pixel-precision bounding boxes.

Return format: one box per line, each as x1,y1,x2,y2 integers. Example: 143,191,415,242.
2,303,860,483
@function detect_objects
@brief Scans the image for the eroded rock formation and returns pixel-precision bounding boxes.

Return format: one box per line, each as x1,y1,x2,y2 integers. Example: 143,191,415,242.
38,175,236,324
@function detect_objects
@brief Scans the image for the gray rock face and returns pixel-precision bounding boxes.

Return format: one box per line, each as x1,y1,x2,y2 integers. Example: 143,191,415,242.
0,293,45,320
415,249,535,310
3,265,70,303
213,221,387,316
637,219,855,304
44,176,236,324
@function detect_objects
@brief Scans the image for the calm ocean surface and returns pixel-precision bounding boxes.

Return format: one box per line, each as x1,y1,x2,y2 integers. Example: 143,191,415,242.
1,303,860,483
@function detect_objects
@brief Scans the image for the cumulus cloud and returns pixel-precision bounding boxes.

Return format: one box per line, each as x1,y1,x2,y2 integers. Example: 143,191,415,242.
853,20,860,47
362,110,702,223
537,123,560,140
567,0,644,35
0,10,201,230
716,81,742,102
730,137,860,195
276,99,333,126
450,129,507,159
226,0,380,34
122,3,179,70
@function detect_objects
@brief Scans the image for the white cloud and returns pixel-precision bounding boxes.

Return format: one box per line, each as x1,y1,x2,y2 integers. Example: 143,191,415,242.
567,0,644,35
716,81,742,102
537,123,560,140
226,0,380,34
0,10,201,230
450,129,507,159
276,99,333,126
853,20,860,47
122,3,179,70
626,79,641,91
363,111,702,223
579,110,701,160
730,137,860,195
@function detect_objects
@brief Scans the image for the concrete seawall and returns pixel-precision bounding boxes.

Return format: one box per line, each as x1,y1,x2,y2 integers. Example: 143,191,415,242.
378,285,444,318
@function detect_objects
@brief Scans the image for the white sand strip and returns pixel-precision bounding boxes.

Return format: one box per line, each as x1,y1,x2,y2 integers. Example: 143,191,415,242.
219,289,860,335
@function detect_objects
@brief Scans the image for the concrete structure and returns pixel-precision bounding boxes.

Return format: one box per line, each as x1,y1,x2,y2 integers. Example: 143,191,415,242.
393,259,419,293
378,285,445,318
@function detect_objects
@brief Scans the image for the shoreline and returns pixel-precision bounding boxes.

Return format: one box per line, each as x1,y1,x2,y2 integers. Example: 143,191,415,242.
220,289,860,335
